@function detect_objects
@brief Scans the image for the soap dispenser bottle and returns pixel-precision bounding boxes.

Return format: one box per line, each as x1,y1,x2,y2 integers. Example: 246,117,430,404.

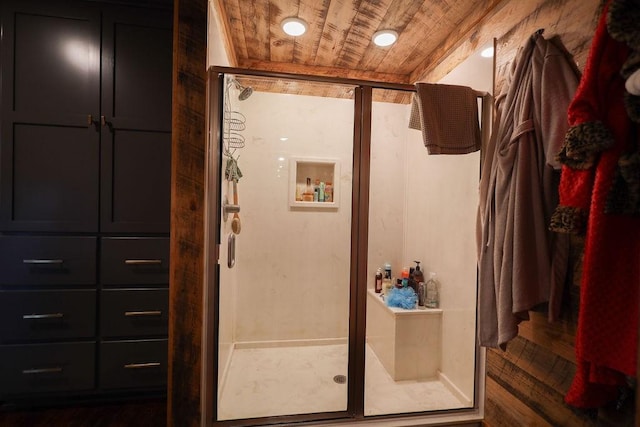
413,261,424,284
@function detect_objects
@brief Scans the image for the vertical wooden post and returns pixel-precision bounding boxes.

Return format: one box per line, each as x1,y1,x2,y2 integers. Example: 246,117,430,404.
169,0,208,425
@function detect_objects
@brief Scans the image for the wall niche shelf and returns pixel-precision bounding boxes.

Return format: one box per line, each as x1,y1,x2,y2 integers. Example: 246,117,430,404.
289,158,340,209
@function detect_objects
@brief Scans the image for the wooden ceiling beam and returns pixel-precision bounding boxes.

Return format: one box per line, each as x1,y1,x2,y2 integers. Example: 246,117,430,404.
237,58,410,84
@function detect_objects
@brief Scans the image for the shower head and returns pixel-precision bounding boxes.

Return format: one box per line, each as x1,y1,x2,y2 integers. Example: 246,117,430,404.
238,85,253,101
229,78,253,101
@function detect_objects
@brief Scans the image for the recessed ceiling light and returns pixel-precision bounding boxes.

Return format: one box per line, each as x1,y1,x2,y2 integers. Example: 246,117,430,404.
282,17,307,36
481,46,494,58
373,30,398,47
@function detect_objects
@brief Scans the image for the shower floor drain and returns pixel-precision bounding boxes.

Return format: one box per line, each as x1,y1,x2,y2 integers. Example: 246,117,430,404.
333,374,347,384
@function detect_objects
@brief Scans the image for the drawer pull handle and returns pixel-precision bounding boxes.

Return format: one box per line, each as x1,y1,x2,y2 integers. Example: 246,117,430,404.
124,259,162,266
22,367,63,375
22,259,64,265
23,313,64,320
124,362,161,369
125,310,162,317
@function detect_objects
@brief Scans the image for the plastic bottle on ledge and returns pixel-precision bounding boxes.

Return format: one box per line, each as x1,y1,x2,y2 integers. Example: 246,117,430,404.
401,267,410,288
375,268,383,293
417,282,425,308
413,261,424,284
383,263,392,280
425,272,439,308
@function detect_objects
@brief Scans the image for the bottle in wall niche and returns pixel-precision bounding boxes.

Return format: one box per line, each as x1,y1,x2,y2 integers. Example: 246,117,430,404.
319,181,326,202
303,177,314,201
375,268,383,293
425,272,439,308
313,179,320,202
325,181,333,202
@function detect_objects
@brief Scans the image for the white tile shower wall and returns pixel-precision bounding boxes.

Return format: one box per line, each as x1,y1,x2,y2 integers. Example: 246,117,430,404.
230,92,354,342
403,47,492,402
403,134,479,402
368,101,407,289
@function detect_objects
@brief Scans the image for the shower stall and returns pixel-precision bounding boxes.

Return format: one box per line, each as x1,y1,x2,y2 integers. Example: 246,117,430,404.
203,48,492,426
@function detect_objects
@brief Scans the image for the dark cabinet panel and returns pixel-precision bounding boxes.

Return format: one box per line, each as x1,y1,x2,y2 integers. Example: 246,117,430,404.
2,124,100,232
102,9,172,132
0,1,171,233
100,289,168,338
99,7,172,233
100,130,171,233
0,290,96,342
0,1,101,232
100,237,169,285
0,236,97,286
1,1,101,125
99,339,167,390
0,342,95,395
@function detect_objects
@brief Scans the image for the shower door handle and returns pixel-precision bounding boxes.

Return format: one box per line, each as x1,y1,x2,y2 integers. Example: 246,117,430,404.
227,233,236,268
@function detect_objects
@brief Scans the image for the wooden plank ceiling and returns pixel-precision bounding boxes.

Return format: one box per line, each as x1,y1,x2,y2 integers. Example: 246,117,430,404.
214,0,502,101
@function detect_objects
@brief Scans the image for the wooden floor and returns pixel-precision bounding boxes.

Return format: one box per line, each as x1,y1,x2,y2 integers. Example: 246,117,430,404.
0,398,166,427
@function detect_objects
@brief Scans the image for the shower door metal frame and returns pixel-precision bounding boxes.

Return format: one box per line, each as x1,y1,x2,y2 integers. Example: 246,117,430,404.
203,66,485,427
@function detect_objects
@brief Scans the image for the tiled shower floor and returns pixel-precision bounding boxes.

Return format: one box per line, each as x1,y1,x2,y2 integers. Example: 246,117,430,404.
218,343,468,420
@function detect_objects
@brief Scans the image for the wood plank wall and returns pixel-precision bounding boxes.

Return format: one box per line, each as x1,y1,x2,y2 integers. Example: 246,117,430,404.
168,0,208,425
454,1,636,426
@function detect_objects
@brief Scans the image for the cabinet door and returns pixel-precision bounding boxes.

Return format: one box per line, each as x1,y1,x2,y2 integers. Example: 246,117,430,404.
0,0,101,232
100,6,172,233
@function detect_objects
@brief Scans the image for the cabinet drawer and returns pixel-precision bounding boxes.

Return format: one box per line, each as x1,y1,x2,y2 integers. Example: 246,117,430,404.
0,290,96,342
100,237,169,285
0,342,95,395
0,236,96,286
100,289,168,337
99,339,167,390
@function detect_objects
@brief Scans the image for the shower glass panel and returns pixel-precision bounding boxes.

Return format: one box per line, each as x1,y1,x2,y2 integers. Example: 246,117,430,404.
216,74,355,421
364,87,481,416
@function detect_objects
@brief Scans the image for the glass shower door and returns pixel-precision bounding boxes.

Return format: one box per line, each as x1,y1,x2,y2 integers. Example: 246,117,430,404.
215,74,356,422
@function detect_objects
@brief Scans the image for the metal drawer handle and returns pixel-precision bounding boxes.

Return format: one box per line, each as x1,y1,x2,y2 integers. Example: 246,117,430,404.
22,259,64,265
124,362,161,369
125,310,162,317
23,313,64,320
22,367,63,375
124,259,163,266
